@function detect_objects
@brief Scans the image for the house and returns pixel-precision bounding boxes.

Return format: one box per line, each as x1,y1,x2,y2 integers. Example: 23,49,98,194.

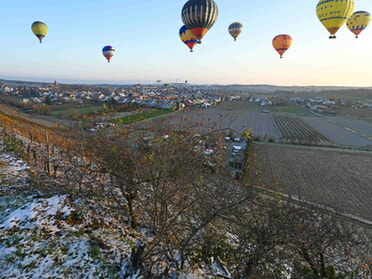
260,99,272,106
0,85,12,93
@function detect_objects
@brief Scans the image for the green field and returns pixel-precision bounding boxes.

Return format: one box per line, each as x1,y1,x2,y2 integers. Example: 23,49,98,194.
110,109,173,124
50,106,102,117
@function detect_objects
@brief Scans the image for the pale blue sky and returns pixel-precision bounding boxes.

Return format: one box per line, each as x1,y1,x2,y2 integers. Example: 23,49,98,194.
1,0,372,86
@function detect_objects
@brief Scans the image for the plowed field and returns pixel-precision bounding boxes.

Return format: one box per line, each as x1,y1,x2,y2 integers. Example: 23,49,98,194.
253,143,372,223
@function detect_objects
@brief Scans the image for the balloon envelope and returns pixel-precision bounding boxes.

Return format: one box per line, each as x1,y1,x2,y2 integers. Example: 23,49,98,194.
102,46,115,63
346,11,371,38
272,34,293,58
181,0,219,41
179,25,198,52
31,21,48,43
316,0,355,38
228,22,243,41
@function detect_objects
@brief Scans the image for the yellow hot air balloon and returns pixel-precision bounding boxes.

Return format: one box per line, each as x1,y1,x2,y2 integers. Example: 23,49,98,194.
316,0,355,39
228,22,243,41
272,34,293,58
346,11,371,38
31,21,48,43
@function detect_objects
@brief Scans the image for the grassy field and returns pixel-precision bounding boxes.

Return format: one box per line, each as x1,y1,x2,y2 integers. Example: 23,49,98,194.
50,105,102,117
110,109,173,124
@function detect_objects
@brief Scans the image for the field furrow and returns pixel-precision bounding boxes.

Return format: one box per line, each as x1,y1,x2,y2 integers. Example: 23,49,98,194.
253,143,372,222
271,112,330,144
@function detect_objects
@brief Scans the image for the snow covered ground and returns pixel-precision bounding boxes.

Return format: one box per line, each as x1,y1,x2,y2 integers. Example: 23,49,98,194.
0,152,31,195
0,150,139,279
0,144,233,279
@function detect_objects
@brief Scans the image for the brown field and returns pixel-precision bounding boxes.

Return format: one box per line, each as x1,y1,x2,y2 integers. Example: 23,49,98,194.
338,107,372,120
162,102,372,148
252,143,372,223
302,116,372,147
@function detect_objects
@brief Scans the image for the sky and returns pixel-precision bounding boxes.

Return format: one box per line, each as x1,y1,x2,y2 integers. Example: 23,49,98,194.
1,0,372,87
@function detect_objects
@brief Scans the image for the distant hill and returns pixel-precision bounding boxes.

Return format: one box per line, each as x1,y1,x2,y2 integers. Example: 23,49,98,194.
218,84,372,94
1,78,372,95
0,78,54,87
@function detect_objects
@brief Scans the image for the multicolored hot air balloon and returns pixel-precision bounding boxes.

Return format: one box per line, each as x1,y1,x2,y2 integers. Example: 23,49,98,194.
181,0,218,42
179,25,198,52
272,34,293,58
31,21,48,43
316,0,355,39
346,11,371,38
102,46,115,63
228,22,243,41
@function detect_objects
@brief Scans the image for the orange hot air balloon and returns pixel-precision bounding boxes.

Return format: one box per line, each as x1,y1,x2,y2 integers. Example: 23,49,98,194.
272,34,293,58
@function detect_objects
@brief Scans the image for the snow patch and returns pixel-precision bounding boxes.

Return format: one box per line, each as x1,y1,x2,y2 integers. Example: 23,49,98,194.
0,195,73,232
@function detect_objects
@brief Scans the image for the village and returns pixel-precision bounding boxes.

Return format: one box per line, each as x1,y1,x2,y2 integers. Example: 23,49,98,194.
0,81,229,110
290,96,372,115
1,81,371,116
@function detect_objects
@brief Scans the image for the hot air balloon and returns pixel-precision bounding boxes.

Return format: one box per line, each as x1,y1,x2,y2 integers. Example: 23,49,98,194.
272,34,293,58
228,22,243,41
346,11,371,38
316,0,355,39
102,46,115,63
31,21,48,43
179,25,198,52
181,0,218,42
